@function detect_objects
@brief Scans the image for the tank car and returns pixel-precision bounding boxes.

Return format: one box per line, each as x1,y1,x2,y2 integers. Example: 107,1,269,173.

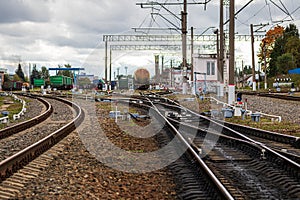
134,68,150,90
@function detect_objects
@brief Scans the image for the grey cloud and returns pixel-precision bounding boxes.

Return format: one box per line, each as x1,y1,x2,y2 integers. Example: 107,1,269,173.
0,0,299,77
0,0,51,23
50,0,143,34
50,34,99,49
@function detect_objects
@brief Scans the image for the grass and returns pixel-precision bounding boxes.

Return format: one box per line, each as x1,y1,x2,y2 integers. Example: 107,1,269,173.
166,94,300,137
226,116,300,137
0,96,23,119
95,94,300,137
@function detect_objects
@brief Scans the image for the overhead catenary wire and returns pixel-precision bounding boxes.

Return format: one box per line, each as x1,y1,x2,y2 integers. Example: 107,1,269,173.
240,4,267,26
135,0,211,34
279,0,293,20
235,0,298,35
281,5,300,22
265,0,273,23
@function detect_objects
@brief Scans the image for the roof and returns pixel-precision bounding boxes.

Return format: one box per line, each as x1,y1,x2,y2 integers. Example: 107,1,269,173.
48,68,85,71
99,79,105,84
288,68,300,74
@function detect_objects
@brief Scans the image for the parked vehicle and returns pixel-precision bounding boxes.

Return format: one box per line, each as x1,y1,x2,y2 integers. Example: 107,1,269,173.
133,68,150,90
33,79,45,87
50,75,73,89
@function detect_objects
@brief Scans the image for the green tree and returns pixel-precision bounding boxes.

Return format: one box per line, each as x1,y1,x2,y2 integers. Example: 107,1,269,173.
3,74,10,82
276,53,294,74
78,77,91,87
63,64,73,78
285,36,300,67
40,66,50,80
31,64,40,84
284,23,299,38
15,63,25,82
258,26,284,78
57,64,73,78
13,74,22,81
2,74,12,90
269,23,300,77
57,65,63,76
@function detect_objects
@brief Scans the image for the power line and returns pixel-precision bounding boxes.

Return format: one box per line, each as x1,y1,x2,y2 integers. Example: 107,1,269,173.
266,0,273,22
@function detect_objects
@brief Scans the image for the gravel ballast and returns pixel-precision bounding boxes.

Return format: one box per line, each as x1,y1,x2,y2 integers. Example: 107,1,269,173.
17,101,178,199
243,95,300,124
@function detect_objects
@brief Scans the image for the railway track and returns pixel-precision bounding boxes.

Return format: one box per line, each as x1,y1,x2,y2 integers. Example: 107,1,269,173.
131,98,234,199
125,94,300,199
0,95,53,139
15,91,297,199
0,94,84,199
217,120,300,162
240,91,300,101
150,95,300,164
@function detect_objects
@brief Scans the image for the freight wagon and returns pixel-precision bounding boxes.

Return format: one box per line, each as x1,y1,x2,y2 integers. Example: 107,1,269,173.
49,75,73,89
133,68,150,90
33,79,45,87
2,81,23,91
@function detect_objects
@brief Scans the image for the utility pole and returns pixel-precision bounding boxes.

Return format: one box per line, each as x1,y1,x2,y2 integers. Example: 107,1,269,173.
109,48,112,83
117,67,120,77
170,59,173,87
250,24,256,91
125,66,128,76
161,55,164,83
263,42,267,90
29,63,31,89
228,0,235,105
105,41,108,82
250,23,268,91
219,0,224,97
191,26,194,82
182,0,188,94
214,29,220,80
241,60,244,88
155,55,160,83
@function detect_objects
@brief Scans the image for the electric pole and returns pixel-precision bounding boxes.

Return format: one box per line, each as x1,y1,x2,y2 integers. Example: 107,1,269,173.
109,48,112,83
264,42,267,90
250,24,256,91
191,26,194,82
219,0,225,97
228,0,235,104
105,41,108,82
182,0,188,94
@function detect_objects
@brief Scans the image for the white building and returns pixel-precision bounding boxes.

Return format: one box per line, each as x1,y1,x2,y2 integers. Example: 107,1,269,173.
193,53,229,93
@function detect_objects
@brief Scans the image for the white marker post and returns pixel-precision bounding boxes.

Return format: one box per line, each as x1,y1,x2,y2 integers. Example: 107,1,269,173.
115,100,118,123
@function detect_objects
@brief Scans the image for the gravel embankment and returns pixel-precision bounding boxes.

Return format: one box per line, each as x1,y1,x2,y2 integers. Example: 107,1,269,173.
3,96,45,128
243,95,300,124
0,98,75,161
17,101,178,199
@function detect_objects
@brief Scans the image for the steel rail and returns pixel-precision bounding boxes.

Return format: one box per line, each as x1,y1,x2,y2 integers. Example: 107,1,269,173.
104,94,300,197
218,119,299,147
142,97,234,200
112,97,233,199
0,96,84,182
0,95,53,139
157,97,300,170
239,91,300,101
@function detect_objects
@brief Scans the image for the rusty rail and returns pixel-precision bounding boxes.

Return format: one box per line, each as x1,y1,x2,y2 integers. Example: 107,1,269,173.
0,96,84,182
0,96,53,139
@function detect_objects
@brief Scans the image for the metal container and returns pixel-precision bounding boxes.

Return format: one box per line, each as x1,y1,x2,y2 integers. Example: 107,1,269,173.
33,79,45,87
134,68,150,90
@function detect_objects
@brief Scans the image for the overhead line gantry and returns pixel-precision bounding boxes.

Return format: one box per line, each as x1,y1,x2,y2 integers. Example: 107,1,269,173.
102,34,265,42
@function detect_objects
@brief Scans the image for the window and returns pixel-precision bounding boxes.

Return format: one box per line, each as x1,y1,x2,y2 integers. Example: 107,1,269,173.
207,61,216,76
211,62,215,75
207,62,211,75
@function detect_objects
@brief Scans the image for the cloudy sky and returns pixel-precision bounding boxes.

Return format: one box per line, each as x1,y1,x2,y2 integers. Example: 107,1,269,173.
0,0,299,78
